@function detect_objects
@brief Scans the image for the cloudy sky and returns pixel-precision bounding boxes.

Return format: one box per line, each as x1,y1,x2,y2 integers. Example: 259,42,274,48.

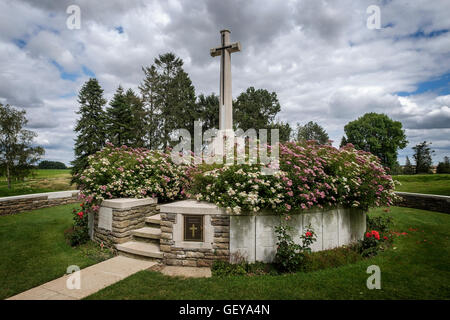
1,0,449,166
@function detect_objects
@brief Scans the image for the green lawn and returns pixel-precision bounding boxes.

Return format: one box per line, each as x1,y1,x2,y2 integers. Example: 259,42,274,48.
87,206,450,300
393,174,450,196
0,203,112,300
0,169,74,197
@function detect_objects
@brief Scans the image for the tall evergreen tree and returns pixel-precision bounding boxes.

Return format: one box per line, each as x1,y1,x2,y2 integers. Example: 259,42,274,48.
106,86,145,147
140,65,162,150
72,78,107,182
339,136,348,148
153,53,197,148
140,53,197,149
126,88,147,148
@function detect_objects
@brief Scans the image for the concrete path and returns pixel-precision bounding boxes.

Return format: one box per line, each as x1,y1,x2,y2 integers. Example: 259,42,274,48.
7,256,156,300
160,266,212,278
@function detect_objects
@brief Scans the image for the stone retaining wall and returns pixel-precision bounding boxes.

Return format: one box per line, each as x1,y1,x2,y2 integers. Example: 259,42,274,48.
91,198,158,247
159,200,366,265
395,192,450,214
0,190,80,216
159,200,230,267
231,207,366,263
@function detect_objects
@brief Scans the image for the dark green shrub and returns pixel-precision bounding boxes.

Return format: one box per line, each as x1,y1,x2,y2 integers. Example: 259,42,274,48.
212,260,247,276
274,223,317,273
367,215,393,233
65,205,89,246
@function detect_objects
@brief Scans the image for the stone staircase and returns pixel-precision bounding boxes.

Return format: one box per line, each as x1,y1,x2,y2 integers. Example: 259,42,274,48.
115,213,163,261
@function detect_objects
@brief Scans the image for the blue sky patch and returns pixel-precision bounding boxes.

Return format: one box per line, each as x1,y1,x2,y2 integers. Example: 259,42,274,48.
115,26,124,34
13,38,27,49
82,65,96,77
50,60,80,81
396,73,450,96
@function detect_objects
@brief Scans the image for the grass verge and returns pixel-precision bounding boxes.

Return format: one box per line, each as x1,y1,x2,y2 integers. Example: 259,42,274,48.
0,203,113,299
0,169,74,197
393,173,450,196
86,206,450,300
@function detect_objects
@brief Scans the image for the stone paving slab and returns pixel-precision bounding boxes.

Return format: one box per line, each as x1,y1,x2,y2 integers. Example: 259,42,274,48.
7,256,156,300
160,266,212,278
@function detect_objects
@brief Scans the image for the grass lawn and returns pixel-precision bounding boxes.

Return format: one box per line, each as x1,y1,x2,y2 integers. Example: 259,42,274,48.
393,174,450,196
0,203,113,300
87,206,450,300
0,169,74,197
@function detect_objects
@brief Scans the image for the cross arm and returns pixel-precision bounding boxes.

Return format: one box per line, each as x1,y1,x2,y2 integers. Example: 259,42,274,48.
210,41,242,57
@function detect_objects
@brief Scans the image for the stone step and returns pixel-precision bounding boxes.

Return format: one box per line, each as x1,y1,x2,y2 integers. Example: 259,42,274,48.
145,214,161,225
131,227,161,239
116,241,163,259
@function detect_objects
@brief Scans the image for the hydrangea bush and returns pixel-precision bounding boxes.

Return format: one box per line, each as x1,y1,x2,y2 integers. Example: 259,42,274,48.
190,141,397,214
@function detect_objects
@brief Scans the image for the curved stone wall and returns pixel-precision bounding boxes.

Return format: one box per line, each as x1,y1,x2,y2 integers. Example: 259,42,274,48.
159,200,366,265
0,190,79,216
230,207,366,263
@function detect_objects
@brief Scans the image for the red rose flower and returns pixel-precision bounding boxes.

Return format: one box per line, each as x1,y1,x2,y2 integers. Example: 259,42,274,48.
371,230,380,240
77,211,84,218
365,232,372,238
305,231,312,237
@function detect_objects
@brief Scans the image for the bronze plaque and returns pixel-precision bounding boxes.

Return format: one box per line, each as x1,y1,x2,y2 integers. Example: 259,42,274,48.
184,215,203,241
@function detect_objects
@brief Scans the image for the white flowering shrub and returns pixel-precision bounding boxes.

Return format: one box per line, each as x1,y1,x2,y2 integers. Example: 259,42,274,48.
77,144,193,209
189,141,398,214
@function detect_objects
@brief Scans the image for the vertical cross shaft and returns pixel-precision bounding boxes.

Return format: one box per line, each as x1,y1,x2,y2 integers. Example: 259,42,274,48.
210,30,241,131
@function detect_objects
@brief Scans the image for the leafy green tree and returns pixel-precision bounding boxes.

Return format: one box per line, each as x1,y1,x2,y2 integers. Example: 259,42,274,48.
197,93,219,132
38,160,67,169
403,156,415,175
413,141,434,174
268,120,292,143
233,87,281,132
436,156,450,174
342,113,408,169
0,103,44,188
296,121,329,145
72,78,107,181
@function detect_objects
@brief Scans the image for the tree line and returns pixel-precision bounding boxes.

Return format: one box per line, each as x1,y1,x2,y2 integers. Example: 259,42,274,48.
72,52,295,180
71,52,446,180
1,52,447,190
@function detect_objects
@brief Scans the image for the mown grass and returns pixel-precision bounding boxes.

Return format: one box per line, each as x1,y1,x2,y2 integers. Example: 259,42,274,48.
0,203,113,300
86,206,450,300
393,173,450,196
0,169,74,197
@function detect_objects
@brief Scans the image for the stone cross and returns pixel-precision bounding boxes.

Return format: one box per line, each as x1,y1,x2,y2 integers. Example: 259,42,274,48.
210,29,241,131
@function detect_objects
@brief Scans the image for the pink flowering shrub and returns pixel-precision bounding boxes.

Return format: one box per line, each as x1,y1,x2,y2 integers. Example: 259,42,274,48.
191,141,397,214
77,144,193,206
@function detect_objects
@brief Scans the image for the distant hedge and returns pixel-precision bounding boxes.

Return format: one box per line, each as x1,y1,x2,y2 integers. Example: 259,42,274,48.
38,160,67,169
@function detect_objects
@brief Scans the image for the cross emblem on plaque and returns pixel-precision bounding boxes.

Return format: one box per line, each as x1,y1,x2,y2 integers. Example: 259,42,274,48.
189,224,197,238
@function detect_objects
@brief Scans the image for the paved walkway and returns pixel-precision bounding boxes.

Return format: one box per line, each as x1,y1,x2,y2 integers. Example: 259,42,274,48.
160,266,211,278
8,256,156,300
